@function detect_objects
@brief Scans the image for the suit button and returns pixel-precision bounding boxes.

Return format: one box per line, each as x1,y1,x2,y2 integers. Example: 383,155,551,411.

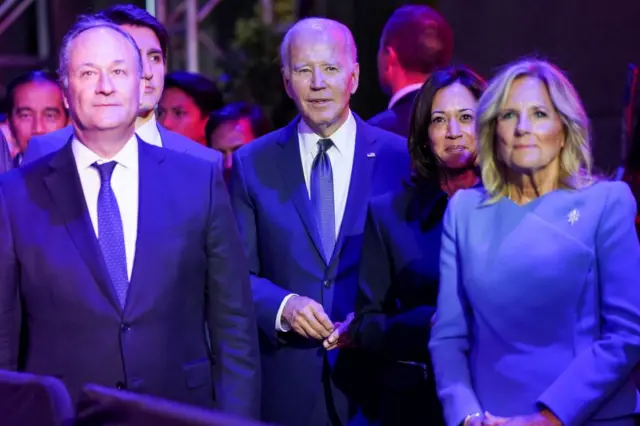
115,381,126,390
121,323,130,332
323,280,331,288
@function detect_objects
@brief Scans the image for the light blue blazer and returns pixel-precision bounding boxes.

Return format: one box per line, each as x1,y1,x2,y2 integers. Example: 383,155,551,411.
429,181,640,426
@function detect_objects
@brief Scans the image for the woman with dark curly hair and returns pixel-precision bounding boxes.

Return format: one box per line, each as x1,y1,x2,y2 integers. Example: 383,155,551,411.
324,66,486,425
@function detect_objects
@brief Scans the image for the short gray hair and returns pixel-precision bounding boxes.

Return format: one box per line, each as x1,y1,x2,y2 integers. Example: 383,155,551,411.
280,18,358,74
57,15,143,90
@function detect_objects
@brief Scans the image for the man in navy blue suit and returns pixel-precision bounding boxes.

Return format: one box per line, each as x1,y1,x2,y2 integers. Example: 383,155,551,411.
229,17,410,426
22,4,216,165
0,16,260,419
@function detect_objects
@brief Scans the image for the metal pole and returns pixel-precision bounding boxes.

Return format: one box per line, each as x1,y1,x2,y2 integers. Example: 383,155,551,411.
155,0,167,25
146,0,156,17
35,0,49,61
0,0,19,22
185,0,198,72
0,0,35,38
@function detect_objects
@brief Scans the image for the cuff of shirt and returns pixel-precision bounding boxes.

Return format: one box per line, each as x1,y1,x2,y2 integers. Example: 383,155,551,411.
275,293,298,332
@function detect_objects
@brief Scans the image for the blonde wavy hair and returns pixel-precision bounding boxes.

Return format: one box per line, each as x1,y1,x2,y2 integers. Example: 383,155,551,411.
477,59,594,202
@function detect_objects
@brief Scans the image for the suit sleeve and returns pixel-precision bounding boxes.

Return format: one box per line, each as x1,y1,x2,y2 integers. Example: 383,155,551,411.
351,201,435,361
229,151,293,342
428,193,481,426
206,155,261,420
0,133,12,173
0,182,21,370
537,182,640,425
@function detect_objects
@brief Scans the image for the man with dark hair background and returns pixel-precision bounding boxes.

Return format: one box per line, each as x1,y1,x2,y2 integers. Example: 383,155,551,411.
369,5,453,137
158,71,224,145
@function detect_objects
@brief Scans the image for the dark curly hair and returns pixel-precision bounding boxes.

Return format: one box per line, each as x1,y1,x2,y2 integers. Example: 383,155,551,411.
408,66,486,187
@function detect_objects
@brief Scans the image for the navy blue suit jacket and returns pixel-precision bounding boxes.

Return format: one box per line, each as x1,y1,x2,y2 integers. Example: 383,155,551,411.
0,139,261,419
22,123,218,164
229,115,411,426
367,90,419,138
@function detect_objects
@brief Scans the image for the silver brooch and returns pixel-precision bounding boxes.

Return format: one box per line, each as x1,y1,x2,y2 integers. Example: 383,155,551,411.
567,208,580,225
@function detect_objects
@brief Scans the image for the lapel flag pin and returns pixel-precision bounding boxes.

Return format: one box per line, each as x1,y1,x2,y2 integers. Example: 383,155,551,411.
367,152,376,158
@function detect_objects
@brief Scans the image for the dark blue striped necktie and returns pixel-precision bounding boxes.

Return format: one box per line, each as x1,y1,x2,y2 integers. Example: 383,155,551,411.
311,138,335,262
93,161,129,307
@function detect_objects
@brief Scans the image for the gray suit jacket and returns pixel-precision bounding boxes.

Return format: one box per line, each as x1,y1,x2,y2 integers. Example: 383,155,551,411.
0,132,13,174
23,123,218,164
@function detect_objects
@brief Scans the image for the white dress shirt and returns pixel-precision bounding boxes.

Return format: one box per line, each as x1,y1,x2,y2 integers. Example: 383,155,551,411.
72,135,139,281
388,83,424,110
275,111,357,331
135,115,163,147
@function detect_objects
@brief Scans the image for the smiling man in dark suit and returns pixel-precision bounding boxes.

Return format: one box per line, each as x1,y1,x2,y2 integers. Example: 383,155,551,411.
22,4,216,164
0,16,260,419
369,5,453,137
229,17,410,426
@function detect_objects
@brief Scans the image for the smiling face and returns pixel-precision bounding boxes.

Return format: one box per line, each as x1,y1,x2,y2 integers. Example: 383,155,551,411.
282,24,359,137
65,26,143,132
428,82,478,170
495,76,565,175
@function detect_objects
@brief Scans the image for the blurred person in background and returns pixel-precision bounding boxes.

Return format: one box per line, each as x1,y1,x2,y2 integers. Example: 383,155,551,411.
369,5,453,137
158,71,224,145
6,70,67,167
23,4,216,165
206,101,271,181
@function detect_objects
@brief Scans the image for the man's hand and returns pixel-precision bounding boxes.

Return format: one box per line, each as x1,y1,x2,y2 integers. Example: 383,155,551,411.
501,410,561,426
323,312,354,350
282,295,334,340
483,412,509,425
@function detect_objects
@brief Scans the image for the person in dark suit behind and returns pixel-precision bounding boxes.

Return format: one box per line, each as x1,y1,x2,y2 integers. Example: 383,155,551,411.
0,16,260,419
229,17,410,426
22,4,217,165
0,130,12,174
325,66,485,425
368,5,453,137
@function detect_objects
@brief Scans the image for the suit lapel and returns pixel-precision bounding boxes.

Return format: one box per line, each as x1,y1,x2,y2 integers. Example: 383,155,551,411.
43,139,122,312
277,118,326,263
125,140,166,314
331,117,377,263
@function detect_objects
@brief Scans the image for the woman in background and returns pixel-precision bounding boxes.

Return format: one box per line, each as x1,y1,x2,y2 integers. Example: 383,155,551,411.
430,59,640,426
325,66,485,425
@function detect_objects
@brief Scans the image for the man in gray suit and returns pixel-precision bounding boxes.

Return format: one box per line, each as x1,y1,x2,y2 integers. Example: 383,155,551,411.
23,4,215,164
0,131,12,174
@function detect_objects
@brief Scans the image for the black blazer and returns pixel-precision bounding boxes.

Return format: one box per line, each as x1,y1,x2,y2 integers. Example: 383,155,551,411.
367,90,420,138
351,183,447,362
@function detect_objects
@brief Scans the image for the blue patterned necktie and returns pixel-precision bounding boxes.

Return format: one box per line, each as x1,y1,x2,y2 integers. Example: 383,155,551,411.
93,161,129,307
311,138,335,262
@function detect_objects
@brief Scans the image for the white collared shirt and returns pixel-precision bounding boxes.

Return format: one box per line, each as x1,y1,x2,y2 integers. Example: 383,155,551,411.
276,111,358,332
135,115,162,147
297,110,357,238
72,135,139,281
388,83,424,110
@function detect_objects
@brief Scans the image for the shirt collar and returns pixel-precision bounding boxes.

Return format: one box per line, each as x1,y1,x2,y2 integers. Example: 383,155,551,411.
388,83,424,110
297,110,356,157
72,132,139,171
136,114,162,147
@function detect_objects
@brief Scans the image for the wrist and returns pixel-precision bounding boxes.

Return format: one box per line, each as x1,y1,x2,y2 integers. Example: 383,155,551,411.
539,408,562,426
462,412,483,426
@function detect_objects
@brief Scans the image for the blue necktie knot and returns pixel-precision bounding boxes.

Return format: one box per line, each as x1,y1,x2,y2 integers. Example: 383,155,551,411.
93,161,118,184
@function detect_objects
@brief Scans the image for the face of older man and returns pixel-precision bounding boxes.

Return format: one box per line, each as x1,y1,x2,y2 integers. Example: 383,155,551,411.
282,23,359,137
65,27,143,132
